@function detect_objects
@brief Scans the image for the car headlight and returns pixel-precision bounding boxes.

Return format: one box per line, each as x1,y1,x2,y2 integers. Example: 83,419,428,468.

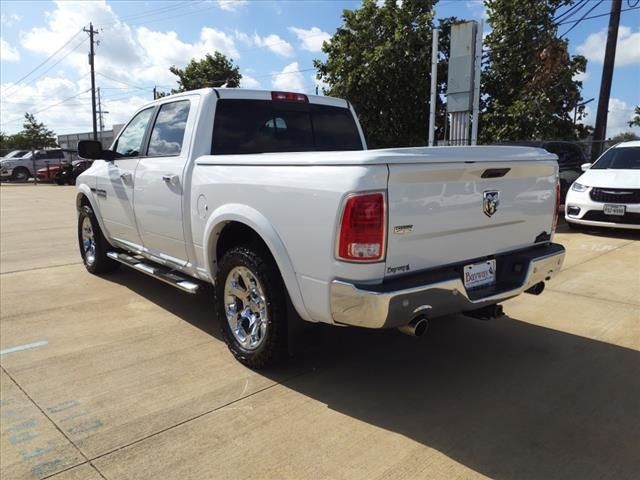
571,182,588,192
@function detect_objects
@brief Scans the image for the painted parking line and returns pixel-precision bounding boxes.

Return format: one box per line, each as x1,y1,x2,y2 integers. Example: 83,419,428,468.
0,340,49,356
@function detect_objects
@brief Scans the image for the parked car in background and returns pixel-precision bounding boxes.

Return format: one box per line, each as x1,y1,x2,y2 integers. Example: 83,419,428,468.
0,149,30,160
0,149,73,181
52,159,93,185
36,163,68,182
498,141,586,202
565,141,640,230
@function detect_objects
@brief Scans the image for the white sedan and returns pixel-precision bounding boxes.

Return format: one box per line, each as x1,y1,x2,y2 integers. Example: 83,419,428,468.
565,141,640,230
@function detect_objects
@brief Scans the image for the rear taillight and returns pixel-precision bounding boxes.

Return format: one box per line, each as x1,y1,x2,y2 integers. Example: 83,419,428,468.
337,192,386,262
271,91,308,102
552,179,561,232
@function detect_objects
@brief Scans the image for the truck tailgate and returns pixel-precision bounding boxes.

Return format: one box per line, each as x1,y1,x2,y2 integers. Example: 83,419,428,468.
385,160,557,277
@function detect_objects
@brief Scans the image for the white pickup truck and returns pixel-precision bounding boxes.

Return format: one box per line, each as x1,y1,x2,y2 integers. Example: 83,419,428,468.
76,88,565,368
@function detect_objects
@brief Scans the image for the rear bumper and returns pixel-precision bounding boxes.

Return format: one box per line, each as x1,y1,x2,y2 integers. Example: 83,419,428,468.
330,243,565,329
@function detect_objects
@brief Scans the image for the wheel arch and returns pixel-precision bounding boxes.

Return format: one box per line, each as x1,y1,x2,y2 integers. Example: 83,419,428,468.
75,187,112,246
203,204,311,322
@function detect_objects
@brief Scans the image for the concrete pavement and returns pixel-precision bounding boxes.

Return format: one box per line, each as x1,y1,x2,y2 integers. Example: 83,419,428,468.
1,183,639,479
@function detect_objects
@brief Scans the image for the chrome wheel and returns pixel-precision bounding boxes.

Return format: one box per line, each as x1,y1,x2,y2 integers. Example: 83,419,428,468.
224,266,268,351
81,216,96,266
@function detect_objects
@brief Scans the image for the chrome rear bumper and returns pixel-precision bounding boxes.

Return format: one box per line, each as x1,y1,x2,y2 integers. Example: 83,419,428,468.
330,243,565,329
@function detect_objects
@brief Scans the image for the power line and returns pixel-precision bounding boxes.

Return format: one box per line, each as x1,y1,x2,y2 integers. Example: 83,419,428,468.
557,4,639,26
554,0,588,23
560,0,605,37
96,72,155,90
104,0,206,27
1,89,92,126
1,30,84,96
117,1,205,23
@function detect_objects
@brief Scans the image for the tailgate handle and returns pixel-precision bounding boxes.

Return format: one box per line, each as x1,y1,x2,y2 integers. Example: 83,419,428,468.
481,168,510,178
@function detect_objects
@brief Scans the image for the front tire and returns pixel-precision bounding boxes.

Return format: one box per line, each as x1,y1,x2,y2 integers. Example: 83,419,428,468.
216,245,288,369
77,205,119,274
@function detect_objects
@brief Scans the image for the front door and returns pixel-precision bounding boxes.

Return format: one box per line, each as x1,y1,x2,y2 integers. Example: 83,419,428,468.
97,107,155,250
133,99,193,264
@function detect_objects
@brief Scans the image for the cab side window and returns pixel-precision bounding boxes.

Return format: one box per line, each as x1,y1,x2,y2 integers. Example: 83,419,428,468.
148,100,191,157
113,107,154,158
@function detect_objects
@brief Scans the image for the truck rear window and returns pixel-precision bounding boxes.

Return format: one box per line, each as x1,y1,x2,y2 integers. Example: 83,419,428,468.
212,99,363,155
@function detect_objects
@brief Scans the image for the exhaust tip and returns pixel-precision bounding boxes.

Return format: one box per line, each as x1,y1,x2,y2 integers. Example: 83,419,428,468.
525,282,545,295
398,316,428,337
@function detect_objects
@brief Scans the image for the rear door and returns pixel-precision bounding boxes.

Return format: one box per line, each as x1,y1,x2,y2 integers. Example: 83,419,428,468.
133,98,195,265
385,158,557,277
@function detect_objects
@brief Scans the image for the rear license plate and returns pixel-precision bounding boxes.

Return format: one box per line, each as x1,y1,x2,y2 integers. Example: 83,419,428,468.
603,204,626,216
463,260,496,290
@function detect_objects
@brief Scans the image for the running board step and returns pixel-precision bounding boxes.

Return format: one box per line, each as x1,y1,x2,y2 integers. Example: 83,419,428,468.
107,252,200,294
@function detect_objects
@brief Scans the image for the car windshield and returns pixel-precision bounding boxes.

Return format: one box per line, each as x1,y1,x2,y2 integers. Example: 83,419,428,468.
591,146,640,170
4,150,29,159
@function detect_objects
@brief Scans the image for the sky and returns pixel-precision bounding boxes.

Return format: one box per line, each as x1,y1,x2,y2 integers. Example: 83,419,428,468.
0,0,638,138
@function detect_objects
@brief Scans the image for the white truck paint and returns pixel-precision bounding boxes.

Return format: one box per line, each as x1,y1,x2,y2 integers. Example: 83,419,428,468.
76,88,565,367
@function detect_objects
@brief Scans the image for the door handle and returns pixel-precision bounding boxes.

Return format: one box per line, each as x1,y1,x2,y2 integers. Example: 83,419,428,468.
162,174,179,186
119,172,132,182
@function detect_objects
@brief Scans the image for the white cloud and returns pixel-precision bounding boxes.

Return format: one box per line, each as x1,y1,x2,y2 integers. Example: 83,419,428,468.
289,27,330,53
252,33,294,57
215,0,248,12
579,98,640,138
241,74,261,89
0,74,150,136
136,26,238,72
1,13,22,27
235,30,295,57
234,30,252,46
272,62,305,91
1,38,20,61
605,98,640,138
1,1,245,134
577,25,640,67
573,71,589,82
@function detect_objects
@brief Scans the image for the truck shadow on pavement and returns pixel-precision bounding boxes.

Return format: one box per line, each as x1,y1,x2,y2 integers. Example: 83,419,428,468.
107,269,640,480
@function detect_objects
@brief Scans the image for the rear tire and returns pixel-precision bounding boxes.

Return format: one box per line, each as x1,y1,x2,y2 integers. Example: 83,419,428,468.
11,167,30,182
77,205,119,274
216,244,288,369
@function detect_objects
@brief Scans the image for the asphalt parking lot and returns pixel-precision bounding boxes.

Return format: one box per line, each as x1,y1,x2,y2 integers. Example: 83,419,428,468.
1,183,639,480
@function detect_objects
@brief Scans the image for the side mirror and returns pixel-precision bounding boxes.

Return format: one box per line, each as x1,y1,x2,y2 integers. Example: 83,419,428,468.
78,140,114,160
580,162,592,172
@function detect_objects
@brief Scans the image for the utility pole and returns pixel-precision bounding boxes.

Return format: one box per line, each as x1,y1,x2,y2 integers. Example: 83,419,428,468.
428,28,439,146
84,23,99,141
96,87,109,144
591,0,622,160
153,86,157,100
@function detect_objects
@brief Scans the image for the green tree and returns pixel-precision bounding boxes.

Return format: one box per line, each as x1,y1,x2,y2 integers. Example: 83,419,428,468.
628,106,640,128
480,0,587,143
315,0,437,149
609,131,639,142
20,113,57,149
167,52,242,93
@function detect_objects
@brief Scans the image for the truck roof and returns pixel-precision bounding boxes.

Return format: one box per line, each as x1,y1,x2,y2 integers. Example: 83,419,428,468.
155,88,350,109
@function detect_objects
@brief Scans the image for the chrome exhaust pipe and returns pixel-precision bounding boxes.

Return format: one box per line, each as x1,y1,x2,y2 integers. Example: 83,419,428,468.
525,282,545,295
398,316,428,337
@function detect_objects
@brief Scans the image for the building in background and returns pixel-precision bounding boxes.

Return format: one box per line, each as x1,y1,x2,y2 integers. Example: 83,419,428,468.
57,124,123,151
